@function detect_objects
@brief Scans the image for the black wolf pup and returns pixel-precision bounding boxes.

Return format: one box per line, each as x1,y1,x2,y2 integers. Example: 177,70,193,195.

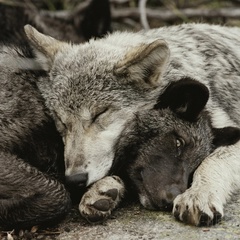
114,79,240,224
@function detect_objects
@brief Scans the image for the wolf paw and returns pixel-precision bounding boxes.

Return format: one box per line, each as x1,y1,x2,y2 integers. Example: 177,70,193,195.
79,176,125,223
172,187,224,226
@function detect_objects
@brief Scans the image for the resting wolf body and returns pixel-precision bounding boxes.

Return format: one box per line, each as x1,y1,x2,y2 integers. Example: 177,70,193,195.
1,23,240,228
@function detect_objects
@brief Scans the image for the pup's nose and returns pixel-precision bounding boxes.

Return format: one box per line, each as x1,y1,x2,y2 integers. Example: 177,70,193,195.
164,185,182,204
65,173,88,187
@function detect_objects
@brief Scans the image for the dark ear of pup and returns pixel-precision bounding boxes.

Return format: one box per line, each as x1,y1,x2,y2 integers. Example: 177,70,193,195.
212,127,240,148
154,77,209,122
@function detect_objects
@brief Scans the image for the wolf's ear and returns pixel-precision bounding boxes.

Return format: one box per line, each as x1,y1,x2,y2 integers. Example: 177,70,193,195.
114,40,170,87
155,78,209,121
24,25,68,71
212,127,240,148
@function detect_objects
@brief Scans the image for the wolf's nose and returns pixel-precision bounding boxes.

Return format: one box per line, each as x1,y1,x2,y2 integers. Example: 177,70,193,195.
65,173,88,187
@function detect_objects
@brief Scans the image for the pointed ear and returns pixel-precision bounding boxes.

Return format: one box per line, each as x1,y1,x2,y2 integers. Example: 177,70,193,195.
114,40,170,87
155,78,209,121
24,25,68,71
212,127,240,148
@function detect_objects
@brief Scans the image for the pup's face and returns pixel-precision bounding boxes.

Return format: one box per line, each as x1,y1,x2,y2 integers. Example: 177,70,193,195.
124,108,213,210
116,79,240,211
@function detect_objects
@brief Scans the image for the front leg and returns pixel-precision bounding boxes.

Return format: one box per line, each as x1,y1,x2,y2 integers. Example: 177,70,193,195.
173,141,240,226
79,176,125,222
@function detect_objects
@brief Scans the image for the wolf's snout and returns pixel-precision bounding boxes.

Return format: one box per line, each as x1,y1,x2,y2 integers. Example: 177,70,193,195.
65,173,88,187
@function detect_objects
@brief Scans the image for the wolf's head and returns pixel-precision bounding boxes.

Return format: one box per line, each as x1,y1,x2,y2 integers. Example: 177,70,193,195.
115,79,240,210
24,25,170,186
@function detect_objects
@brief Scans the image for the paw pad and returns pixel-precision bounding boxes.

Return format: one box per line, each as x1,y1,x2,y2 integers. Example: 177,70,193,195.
105,188,118,200
79,176,125,223
87,214,105,223
93,199,110,212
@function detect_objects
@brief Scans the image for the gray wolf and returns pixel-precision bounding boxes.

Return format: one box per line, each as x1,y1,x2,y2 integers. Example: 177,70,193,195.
114,78,240,224
1,23,240,228
22,23,240,188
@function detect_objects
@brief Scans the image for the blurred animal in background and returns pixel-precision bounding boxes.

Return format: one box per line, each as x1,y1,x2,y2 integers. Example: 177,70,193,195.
0,0,111,44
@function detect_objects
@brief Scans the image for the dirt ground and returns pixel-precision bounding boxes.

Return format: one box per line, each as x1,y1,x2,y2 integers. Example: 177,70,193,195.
58,190,240,240
1,192,240,240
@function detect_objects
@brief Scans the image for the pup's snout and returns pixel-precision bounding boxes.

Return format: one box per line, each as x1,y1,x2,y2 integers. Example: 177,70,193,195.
65,173,88,187
158,185,182,210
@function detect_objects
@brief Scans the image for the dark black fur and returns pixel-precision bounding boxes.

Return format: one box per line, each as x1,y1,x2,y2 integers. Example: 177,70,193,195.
113,79,240,210
0,67,71,229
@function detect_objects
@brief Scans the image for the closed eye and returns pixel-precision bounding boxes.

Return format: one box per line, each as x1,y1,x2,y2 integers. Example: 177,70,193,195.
92,108,109,123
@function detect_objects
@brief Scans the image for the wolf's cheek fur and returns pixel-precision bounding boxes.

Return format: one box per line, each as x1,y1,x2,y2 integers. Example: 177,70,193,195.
64,109,134,186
